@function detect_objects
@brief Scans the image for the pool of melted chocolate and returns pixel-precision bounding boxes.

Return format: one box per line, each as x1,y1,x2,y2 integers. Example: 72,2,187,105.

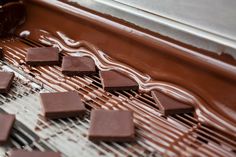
0,0,235,156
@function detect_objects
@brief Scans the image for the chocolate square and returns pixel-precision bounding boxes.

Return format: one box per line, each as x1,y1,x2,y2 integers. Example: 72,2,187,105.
61,56,96,76
0,114,15,145
26,47,59,66
0,72,14,93
151,90,194,116
10,150,61,157
100,70,138,92
40,91,86,119
88,110,135,142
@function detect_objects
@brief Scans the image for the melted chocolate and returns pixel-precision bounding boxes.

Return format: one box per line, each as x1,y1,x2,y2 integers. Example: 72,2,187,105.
0,0,234,143
15,0,235,135
0,0,25,36
1,38,235,155
88,110,135,142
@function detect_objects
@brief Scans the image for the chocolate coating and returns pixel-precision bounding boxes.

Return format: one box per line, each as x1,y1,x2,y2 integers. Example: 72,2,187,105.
151,90,194,116
61,56,96,76
100,70,138,92
40,91,86,119
0,72,14,93
26,47,59,66
0,114,15,145
0,0,25,36
12,0,236,134
88,110,135,142
9,150,61,157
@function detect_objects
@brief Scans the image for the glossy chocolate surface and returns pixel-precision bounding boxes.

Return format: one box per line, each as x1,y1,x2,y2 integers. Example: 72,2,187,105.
0,114,15,145
61,56,96,76
26,47,59,66
100,70,139,92
151,90,194,116
88,110,135,142
39,91,86,119
0,72,14,93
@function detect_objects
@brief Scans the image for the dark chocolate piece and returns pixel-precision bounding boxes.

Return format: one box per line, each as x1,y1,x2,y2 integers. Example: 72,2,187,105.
0,114,15,145
151,90,194,116
10,150,61,157
40,91,86,119
100,70,138,92
0,72,14,93
26,47,59,66
0,0,25,36
88,110,135,142
0,47,3,59
61,56,96,76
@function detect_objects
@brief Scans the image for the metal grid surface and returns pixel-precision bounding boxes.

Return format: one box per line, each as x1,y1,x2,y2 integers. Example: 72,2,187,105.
0,37,235,157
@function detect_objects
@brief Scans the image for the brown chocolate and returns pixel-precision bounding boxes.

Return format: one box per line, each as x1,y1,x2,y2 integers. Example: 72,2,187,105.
151,90,194,116
26,47,59,66
0,0,25,36
10,0,236,134
61,56,96,76
0,72,14,93
9,150,61,157
40,91,86,119
0,114,15,145
88,110,135,142
100,70,138,92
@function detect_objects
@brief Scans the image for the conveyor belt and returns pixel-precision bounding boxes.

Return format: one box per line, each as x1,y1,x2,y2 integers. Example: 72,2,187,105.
0,37,235,157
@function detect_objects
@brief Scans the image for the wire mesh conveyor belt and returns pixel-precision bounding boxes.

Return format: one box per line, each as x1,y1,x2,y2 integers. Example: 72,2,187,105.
0,37,235,157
